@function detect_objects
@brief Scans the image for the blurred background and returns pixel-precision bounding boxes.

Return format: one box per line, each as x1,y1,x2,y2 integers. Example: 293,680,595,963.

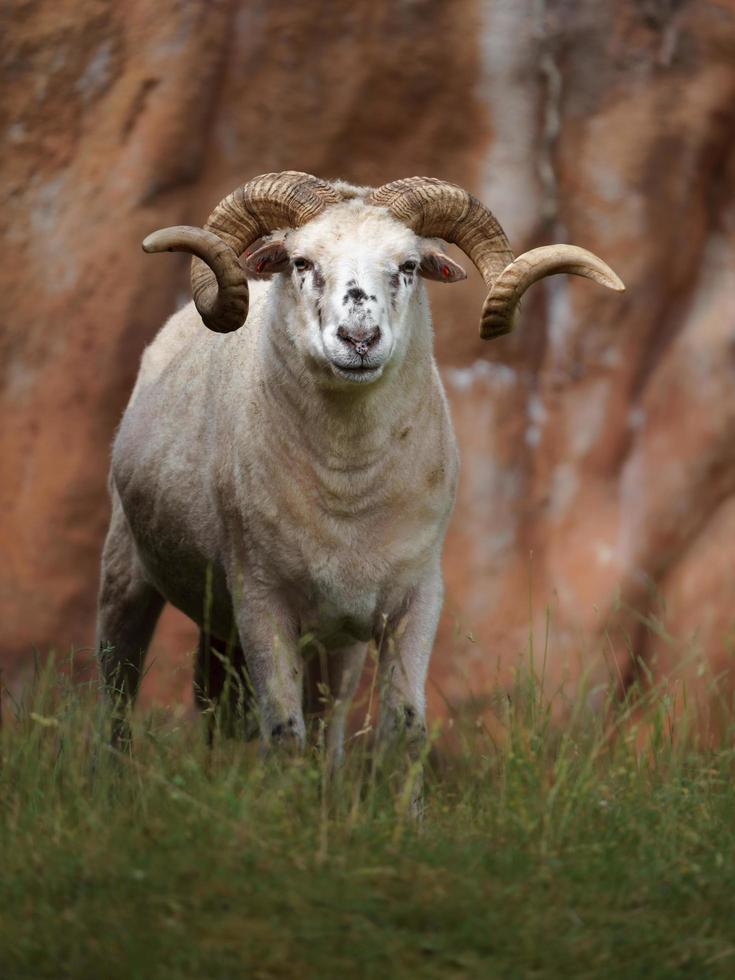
2,0,735,726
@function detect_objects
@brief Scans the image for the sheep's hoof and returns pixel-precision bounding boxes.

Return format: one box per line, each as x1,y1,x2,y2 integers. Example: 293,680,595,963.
268,715,304,754
110,717,133,753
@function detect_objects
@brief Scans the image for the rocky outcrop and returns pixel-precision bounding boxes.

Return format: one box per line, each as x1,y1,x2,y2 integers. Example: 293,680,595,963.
3,1,735,725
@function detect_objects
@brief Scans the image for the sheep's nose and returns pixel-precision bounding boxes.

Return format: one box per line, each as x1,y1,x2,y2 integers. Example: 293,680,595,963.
337,323,381,356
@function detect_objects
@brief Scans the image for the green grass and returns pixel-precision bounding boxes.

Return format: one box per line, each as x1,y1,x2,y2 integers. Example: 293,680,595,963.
1,652,735,979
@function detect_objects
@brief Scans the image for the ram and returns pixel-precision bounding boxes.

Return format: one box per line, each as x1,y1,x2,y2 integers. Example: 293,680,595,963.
97,171,623,765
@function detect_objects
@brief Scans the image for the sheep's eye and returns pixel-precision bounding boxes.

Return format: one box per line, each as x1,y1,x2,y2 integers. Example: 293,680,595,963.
293,257,312,272
400,260,418,274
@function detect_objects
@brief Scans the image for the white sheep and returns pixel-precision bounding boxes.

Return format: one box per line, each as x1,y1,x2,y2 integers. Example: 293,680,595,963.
97,171,623,766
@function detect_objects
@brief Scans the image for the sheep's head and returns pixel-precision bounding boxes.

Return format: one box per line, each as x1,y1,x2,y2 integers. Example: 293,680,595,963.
241,202,466,386
142,170,624,357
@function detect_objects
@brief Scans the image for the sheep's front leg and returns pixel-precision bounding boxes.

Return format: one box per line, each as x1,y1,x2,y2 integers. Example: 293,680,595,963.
232,593,305,751
326,642,368,769
96,498,165,749
377,565,443,758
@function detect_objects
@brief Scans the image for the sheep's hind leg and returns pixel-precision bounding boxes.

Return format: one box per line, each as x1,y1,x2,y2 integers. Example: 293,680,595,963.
376,568,444,816
325,643,368,770
302,641,367,767
193,632,258,743
96,499,164,750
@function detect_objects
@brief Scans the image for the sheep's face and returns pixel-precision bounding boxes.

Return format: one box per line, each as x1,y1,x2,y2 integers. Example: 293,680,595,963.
245,203,465,388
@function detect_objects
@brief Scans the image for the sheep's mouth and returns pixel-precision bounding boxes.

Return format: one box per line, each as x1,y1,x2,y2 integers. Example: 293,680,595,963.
330,360,384,383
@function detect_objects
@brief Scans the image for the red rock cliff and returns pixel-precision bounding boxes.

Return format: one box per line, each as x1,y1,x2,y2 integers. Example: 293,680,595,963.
2,1,735,721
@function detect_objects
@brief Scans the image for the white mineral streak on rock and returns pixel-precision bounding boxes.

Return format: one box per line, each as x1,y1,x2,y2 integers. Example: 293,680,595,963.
478,0,542,243
526,393,547,447
29,174,79,295
618,440,646,575
548,462,579,520
569,379,610,457
546,275,573,356
444,360,516,392
74,40,114,102
594,541,615,567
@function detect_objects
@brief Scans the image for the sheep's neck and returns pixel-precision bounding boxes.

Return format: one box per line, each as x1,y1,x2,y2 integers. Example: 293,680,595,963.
257,312,437,477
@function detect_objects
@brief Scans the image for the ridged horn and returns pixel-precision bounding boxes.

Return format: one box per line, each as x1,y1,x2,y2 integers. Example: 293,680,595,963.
481,245,625,339
142,171,342,333
367,177,624,338
367,176,514,311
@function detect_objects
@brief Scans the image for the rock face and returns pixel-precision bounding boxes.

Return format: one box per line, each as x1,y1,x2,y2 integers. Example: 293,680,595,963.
3,1,735,726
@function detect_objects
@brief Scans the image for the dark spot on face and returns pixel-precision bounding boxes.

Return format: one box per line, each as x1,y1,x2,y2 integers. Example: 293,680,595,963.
389,272,400,310
427,464,444,488
400,426,411,440
403,705,416,727
369,295,377,302
313,268,325,292
344,285,368,305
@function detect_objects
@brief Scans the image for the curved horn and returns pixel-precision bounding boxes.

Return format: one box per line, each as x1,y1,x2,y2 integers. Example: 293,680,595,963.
481,245,625,339
367,177,624,338
142,171,341,333
367,176,514,301
142,227,248,332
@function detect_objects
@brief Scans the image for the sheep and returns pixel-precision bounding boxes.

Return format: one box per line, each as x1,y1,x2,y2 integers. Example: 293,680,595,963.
97,171,623,767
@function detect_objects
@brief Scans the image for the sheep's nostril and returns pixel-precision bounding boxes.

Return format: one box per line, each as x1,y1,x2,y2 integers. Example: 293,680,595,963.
337,324,381,351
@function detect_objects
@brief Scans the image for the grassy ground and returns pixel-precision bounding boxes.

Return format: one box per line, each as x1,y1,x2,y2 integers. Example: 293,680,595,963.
1,653,735,980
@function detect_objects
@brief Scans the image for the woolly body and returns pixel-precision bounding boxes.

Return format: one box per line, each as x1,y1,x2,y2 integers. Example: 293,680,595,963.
100,200,459,754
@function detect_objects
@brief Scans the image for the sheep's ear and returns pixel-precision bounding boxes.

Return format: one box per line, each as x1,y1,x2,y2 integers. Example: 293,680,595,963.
243,239,290,277
419,248,467,284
